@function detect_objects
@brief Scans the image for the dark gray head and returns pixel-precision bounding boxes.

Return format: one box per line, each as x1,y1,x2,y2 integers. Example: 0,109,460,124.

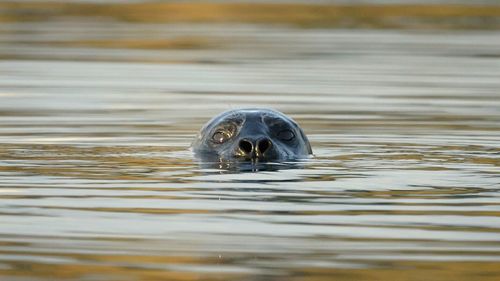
192,108,312,163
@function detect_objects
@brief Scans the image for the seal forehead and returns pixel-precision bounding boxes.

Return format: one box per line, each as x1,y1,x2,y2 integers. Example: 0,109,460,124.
211,109,284,127
236,109,290,121
204,111,245,131
218,111,245,124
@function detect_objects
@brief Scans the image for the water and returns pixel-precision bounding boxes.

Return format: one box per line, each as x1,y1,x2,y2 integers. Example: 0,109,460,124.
1,1,500,280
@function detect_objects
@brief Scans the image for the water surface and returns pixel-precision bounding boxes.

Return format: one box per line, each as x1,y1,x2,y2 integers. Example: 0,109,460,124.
1,1,500,280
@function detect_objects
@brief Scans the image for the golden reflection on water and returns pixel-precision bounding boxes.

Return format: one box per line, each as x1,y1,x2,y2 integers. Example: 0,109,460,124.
1,1,500,29
44,37,217,51
2,259,500,281
290,261,500,281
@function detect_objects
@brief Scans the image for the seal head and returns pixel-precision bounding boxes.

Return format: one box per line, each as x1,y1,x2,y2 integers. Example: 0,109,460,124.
192,108,312,163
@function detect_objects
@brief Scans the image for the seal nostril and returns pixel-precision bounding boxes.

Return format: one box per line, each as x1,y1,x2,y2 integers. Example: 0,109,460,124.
257,138,272,155
239,139,253,154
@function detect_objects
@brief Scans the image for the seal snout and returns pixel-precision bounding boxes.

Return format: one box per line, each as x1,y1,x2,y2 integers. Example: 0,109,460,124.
237,137,273,160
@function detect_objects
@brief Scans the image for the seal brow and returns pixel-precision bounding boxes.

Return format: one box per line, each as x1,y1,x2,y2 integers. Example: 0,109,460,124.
224,113,245,125
263,115,287,128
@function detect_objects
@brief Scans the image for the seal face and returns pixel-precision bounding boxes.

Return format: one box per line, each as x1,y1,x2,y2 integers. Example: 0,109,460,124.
192,108,312,163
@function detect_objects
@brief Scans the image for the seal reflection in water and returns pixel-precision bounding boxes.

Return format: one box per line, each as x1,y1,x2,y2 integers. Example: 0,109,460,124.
192,108,312,171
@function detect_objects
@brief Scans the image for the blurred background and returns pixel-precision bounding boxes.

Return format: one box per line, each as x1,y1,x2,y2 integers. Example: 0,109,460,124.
1,1,499,281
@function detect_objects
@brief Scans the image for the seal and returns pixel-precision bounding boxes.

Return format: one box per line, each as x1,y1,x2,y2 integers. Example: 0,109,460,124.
192,108,312,163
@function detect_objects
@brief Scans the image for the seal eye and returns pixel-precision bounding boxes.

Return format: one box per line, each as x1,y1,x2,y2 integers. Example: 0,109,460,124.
212,131,231,144
211,123,237,144
277,130,295,141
